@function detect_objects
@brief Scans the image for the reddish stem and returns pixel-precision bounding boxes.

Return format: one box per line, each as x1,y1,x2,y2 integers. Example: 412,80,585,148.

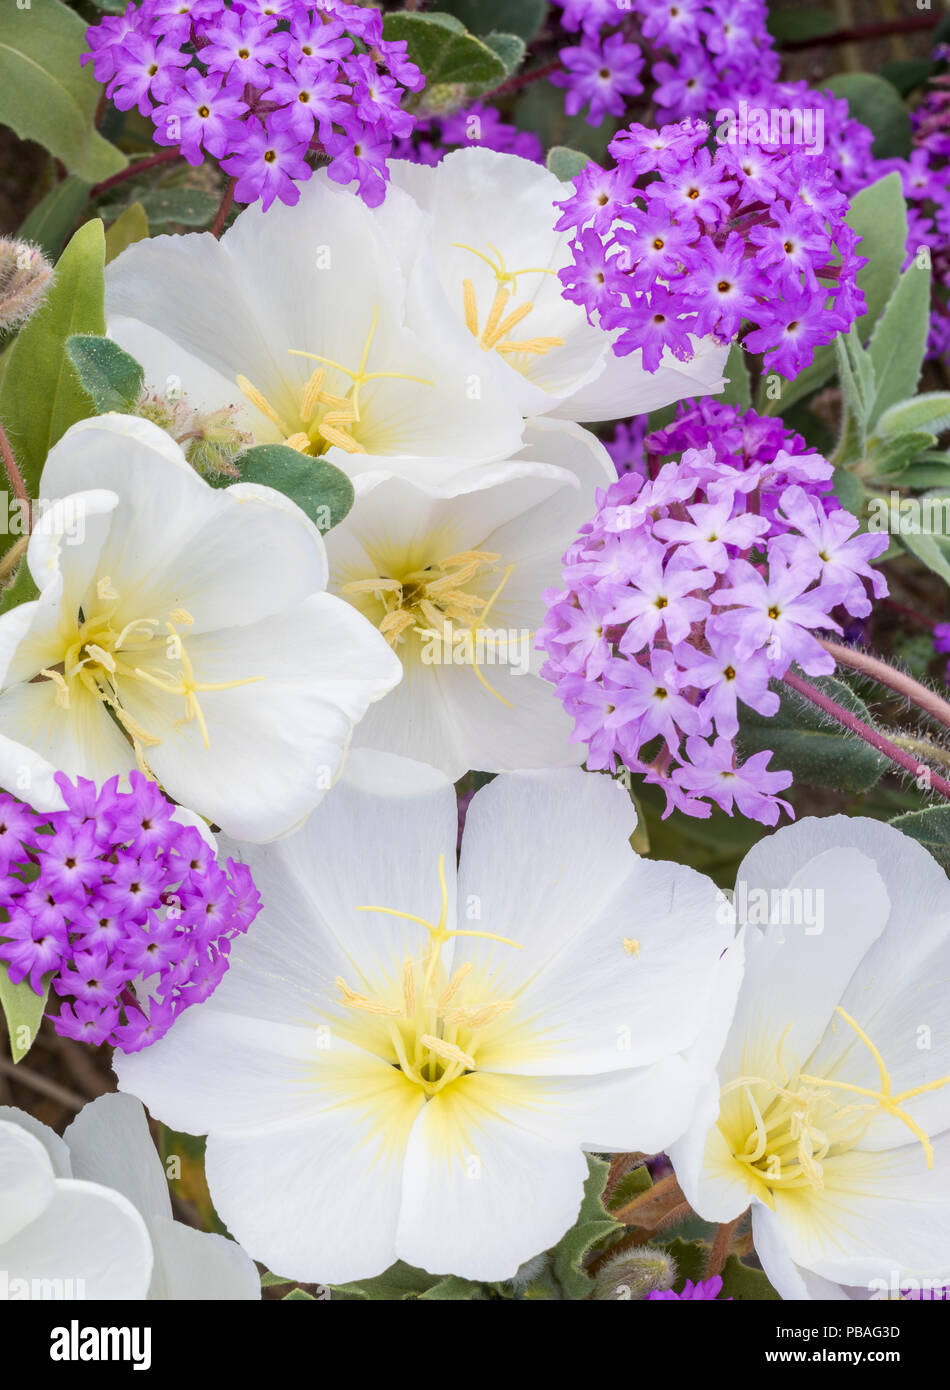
0,419,32,531
90,148,183,199
490,58,564,98
822,639,950,732
782,669,950,800
211,178,237,239
780,14,939,51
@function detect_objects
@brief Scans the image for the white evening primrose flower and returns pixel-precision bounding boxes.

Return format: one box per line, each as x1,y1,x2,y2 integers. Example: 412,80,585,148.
0,414,401,841
105,172,524,467
388,147,730,423
324,418,613,777
115,753,739,1285
669,816,950,1301
0,1107,152,1300
63,1093,259,1300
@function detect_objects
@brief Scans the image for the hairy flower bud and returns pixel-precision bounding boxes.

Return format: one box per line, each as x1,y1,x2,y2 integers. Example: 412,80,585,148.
591,1247,676,1301
0,238,54,330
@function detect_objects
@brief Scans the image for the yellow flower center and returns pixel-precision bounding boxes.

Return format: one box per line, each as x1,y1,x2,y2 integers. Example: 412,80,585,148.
335,854,522,1098
38,579,262,775
453,242,566,370
236,305,434,458
340,548,517,707
721,1007,950,1206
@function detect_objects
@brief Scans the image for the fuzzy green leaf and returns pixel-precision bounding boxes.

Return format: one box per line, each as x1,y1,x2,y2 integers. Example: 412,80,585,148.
877,392,950,441
0,0,126,182
65,335,144,415
719,342,752,409
382,11,507,87
219,445,355,534
129,187,220,229
481,32,525,77
720,1255,780,1300
866,430,938,478
737,676,889,793
549,1155,621,1298
866,262,932,429
0,219,106,553
889,806,950,871
822,72,913,159
546,145,591,182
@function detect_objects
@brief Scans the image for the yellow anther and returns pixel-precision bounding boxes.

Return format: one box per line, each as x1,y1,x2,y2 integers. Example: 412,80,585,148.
437,963,473,1011
334,977,402,1017
462,278,479,336
623,938,640,957
96,576,119,601
39,668,71,709
237,374,292,435
419,1035,476,1071
402,958,416,1018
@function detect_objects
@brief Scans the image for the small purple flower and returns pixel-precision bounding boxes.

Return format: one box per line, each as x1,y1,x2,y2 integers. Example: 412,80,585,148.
0,774,262,1051
222,115,313,211
648,1275,730,1301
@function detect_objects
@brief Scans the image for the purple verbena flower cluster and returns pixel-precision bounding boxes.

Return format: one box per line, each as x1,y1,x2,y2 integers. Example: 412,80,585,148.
648,1275,730,1300
555,117,866,377
0,773,260,1052
83,0,424,211
550,0,778,127
537,400,890,825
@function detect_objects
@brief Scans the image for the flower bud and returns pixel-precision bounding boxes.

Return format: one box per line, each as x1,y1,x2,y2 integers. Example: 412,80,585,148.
591,1247,676,1301
0,239,54,330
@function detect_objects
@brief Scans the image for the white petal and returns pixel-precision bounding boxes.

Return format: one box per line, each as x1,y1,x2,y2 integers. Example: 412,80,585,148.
395,1071,590,1281
202,1056,423,1285
551,335,730,423
0,1120,56,1244
64,1093,171,1222
146,1216,260,1301
0,680,134,805
1,1179,152,1299
118,593,401,841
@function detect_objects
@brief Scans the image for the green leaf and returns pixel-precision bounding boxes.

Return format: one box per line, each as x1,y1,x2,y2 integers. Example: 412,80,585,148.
328,1261,448,1301
480,32,525,77
606,1162,653,1213
900,459,950,490
878,58,933,98
282,1288,315,1301
0,218,106,551
866,430,938,478
889,806,950,871
822,72,913,159
0,959,49,1063
719,342,751,409
0,0,126,183
104,202,149,264
436,0,548,41
720,1255,780,1300
877,392,950,440
736,676,889,794
17,175,90,260
866,262,932,429
260,1271,293,1287
664,1237,709,1289
830,465,866,514
65,335,144,415
760,174,907,415
546,145,591,182
417,1275,485,1300
549,1156,620,1299
220,445,354,534
900,529,950,589
834,327,875,446
382,11,506,87
128,187,220,229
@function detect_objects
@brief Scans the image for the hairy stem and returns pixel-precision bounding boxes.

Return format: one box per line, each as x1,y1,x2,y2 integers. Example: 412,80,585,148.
705,1217,742,1278
821,638,950,732
0,419,32,530
782,670,950,800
